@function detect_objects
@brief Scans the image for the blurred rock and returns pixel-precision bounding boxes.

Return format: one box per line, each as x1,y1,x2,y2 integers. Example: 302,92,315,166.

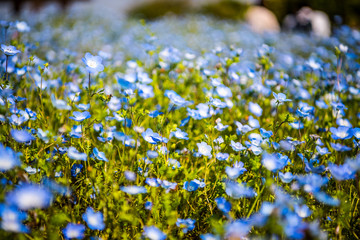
245,6,280,33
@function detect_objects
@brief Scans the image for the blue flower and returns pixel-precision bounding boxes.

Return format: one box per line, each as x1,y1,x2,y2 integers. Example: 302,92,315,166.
330,143,352,152
143,226,166,240
176,218,196,233
249,102,262,117
142,128,168,144
225,181,256,199
216,152,229,161
313,192,340,206
180,116,190,127
62,223,85,239
170,128,189,140
82,207,105,230
82,52,104,74
316,146,330,155
69,111,91,122
225,162,247,179
183,179,205,192
145,201,153,210
197,142,212,157
262,153,289,172
0,143,21,171
71,164,83,177
273,92,291,104
1,44,21,56
330,126,353,140
328,163,356,181
124,171,136,181
120,186,147,195
230,140,246,152
51,94,71,110
93,148,108,162
216,85,232,98
215,197,231,213
6,184,53,210
164,90,191,107
279,172,295,183
260,128,273,138
11,129,36,143
67,147,87,161
148,110,163,118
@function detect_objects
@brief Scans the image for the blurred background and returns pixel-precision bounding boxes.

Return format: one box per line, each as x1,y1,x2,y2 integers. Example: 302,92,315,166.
0,0,359,32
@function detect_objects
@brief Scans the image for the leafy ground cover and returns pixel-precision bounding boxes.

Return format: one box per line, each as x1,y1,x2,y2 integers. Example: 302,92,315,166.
0,10,360,239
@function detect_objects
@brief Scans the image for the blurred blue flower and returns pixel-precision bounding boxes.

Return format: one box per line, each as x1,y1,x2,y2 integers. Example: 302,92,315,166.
67,147,87,161
69,111,91,122
0,143,21,171
215,197,231,213
10,129,35,143
176,218,196,233
82,207,105,230
143,226,166,240
120,186,147,195
62,223,85,240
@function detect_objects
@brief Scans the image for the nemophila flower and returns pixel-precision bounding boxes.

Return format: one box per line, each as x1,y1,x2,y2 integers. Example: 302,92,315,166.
230,140,246,152
315,100,328,109
216,152,229,161
145,201,153,210
248,116,260,128
0,143,21,171
51,94,71,110
210,98,227,108
143,226,166,240
235,121,253,135
145,178,161,187
279,172,295,183
10,129,35,143
336,118,352,127
197,142,212,157
313,191,340,206
225,181,256,199
296,174,328,193
71,164,83,177
70,125,82,138
262,153,289,172
294,204,312,218
1,45,21,56
180,116,190,127
62,223,85,240
215,197,231,213
92,148,108,162
330,126,353,140
142,128,167,144
226,162,247,179
296,105,314,118
15,21,30,32
331,101,347,111
316,146,330,155
216,84,232,98
330,142,352,152
260,128,272,138
273,92,291,104
147,150,158,159
328,163,356,181
120,186,147,195
124,171,136,181
0,204,28,233
82,207,105,230
249,102,262,117
67,147,87,161
214,118,228,131
6,184,53,210
289,120,304,129
183,179,205,192
75,103,90,111
148,110,163,118
176,218,196,233
170,128,189,140
164,90,191,107
160,180,177,193
69,111,91,122
82,52,104,74
352,128,360,139
200,233,221,240
24,166,39,175
225,220,251,239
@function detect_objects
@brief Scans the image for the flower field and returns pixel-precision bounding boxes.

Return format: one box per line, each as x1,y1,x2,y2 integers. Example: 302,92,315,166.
1,10,360,239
